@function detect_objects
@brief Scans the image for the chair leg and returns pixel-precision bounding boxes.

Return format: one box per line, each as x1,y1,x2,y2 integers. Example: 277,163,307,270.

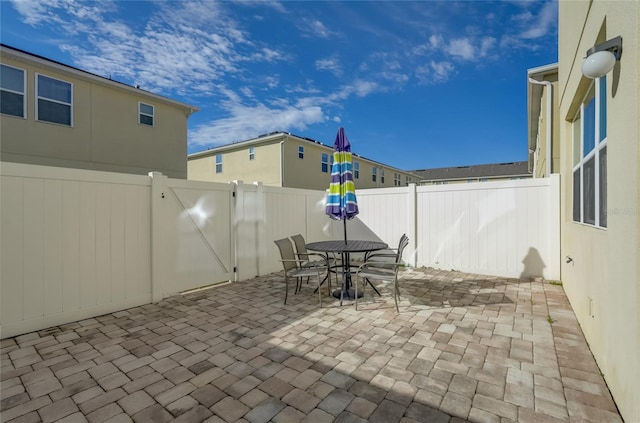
317,271,323,308
355,274,359,310
393,279,399,312
284,275,289,304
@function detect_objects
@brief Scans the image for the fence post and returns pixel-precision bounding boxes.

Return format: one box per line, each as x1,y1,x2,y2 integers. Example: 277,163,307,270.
254,181,267,277
232,180,243,282
149,172,167,302
548,174,561,280
407,183,418,267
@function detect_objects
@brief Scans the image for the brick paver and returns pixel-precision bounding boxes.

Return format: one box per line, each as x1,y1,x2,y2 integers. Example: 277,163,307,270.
0,268,623,422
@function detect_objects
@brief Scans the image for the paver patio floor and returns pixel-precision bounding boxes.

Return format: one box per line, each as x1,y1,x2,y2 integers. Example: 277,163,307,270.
1,267,622,423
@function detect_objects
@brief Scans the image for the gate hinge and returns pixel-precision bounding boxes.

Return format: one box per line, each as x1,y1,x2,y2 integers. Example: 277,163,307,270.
233,266,237,273
232,191,236,197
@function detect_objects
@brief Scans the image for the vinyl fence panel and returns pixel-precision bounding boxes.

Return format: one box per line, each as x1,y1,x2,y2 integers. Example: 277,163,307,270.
1,163,152,338
416,176,559,279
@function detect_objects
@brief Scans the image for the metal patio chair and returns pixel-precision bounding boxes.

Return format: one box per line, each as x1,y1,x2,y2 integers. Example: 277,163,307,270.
291,234,334,293
354,234,409,312
274,238,327,306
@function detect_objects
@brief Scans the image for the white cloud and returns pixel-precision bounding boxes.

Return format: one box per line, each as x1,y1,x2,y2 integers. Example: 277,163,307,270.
448,38,475,60
189,103,325,147
316,57,343,76
430,61,455,82
350,80,379,97
415,61,455,84
519,1,558,39
479,37,497,57
10,0,283,97
298,17,333,39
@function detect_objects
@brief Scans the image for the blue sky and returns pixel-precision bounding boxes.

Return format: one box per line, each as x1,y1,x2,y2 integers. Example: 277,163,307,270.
1,0,558,171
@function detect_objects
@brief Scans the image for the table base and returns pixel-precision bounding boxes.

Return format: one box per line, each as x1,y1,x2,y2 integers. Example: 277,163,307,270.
332,288,363,300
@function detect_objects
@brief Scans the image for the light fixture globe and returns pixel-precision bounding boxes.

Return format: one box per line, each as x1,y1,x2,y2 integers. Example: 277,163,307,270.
582,50,616,79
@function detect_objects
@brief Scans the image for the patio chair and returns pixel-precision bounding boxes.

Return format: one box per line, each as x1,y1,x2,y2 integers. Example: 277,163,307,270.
291,234,334,292
354,234,409,312
274,238,327,306
365,233,409,263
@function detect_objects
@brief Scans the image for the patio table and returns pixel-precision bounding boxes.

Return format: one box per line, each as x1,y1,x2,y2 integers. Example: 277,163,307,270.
306,240,388,303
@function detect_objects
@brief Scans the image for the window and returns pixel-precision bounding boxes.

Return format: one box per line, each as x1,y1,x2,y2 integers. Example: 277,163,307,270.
353,162,359,179
249,146,255,160
139,102,154,126
36,74,72,125
573,76,607,228
321,153,329,173
1,64,26,118
298,146,304,159
394,173,401,186
215,154,223,173
380,169,385,184
372,167,377,182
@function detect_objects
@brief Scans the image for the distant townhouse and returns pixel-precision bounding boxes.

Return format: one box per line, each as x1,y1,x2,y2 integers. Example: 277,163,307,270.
0,44,199,179
411,161,531,185
188,131,420,190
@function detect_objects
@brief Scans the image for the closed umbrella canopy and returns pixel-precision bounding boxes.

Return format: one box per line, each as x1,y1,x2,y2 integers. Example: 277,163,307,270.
326,127,358,242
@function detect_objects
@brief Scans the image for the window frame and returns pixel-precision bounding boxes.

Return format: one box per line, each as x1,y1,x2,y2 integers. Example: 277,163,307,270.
138,102,154,126
298,146,304,159
321,153,329,173
1,64,26,118
353,161,359,179
215,153,223,173
380,168,385,184
372,166,377,182
572,76,607,229
35,73,73,126
249,146,255,161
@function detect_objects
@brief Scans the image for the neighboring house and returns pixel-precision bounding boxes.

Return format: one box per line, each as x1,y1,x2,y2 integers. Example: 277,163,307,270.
527,63,560,178
0,44,199,179
412,161,531,185
556,2,639,422
188,131,420,190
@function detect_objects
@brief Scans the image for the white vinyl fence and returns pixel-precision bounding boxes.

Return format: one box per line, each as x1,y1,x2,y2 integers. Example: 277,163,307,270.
1,162,559,338
1,164,153,339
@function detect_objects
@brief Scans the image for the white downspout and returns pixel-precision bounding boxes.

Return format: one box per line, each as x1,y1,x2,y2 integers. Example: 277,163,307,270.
528,78,553,177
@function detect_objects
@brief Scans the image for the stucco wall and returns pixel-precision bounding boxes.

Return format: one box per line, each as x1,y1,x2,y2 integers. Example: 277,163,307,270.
558,2,639,422
188,143,282,185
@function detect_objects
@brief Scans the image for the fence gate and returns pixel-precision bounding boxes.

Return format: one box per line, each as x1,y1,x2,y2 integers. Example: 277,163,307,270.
151,174,234,300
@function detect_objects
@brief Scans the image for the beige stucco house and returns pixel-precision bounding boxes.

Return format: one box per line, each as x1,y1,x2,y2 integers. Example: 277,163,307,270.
1,44,199,179
556,2,639,422
188,131,420,190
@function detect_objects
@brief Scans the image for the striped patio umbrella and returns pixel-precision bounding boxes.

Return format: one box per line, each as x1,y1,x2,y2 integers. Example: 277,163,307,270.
326,127,359,243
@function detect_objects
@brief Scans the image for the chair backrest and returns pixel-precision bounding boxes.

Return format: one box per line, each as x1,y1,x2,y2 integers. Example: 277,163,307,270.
395,234,409,263
290,234,309,261
274,238,297,272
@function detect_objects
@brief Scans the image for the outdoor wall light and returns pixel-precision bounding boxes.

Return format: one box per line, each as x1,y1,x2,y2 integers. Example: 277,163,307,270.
581,36,622,79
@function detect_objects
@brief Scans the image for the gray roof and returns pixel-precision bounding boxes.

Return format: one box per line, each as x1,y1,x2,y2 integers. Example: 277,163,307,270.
411,161,531,181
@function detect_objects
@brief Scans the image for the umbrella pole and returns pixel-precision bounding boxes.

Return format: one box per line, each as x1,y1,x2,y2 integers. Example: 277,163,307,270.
343,219,347,244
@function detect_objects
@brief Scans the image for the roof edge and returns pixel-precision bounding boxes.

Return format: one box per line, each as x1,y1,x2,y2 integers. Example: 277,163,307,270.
1,44,199,115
